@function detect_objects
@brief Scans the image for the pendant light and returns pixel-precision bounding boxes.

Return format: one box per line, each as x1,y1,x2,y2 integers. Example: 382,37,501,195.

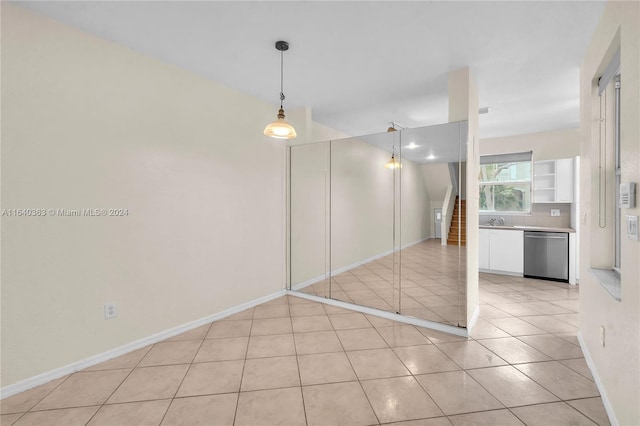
385,123,402,169
385,154,402,169
264,41,297,139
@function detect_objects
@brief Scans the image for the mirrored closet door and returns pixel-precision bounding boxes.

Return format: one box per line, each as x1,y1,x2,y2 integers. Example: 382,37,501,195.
289,122,468,328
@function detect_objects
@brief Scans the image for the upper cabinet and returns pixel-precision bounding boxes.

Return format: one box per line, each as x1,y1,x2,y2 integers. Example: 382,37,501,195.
533,158,575,203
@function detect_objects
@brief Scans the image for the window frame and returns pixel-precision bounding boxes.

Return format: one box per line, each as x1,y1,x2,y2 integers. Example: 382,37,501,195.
613,73,621,272
479,152,533,214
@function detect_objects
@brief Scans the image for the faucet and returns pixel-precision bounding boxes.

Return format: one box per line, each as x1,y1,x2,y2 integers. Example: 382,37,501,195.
488,218,496,226
499,217,505,226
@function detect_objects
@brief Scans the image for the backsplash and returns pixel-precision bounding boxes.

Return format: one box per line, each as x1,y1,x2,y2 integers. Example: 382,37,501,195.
480,203,572,229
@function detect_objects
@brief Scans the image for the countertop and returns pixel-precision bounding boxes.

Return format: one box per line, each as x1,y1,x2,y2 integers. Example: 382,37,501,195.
479,225,576,233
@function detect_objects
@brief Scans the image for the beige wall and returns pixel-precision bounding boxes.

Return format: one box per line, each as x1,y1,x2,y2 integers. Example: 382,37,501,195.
480,128,580,161
311,121,351,143
0,5,296,387
579,1,639,424
482,203,572,229
290,142,330,286
420,163,454,238
421,163,451,202
400,156,432,248
290,137,431,287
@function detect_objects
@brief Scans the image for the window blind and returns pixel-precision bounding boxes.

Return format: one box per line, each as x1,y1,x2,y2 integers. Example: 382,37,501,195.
480,151,532,165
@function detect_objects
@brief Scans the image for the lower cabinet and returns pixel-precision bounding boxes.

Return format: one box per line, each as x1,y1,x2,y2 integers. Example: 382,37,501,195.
479,229,490,270
479,229,524,275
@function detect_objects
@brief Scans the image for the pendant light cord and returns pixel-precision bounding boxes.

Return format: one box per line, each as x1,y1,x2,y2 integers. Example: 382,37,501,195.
280,49,285,108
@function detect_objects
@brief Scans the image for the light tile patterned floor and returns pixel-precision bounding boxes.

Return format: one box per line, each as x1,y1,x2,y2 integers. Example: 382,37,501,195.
299,240,467,326
1,274,609,426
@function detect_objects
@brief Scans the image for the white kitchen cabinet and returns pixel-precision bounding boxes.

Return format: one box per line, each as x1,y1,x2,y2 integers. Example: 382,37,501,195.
479,228,524,275
555,158,575,202
479,229,490,270
533,158,575,203
490,229,524,274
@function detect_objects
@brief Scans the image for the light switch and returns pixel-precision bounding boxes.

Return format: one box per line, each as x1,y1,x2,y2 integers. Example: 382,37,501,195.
551,209,560,217
626,215,639,241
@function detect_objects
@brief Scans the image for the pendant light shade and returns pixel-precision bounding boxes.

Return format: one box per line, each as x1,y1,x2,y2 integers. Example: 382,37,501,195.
385,122,402,169
264,41,297,140
264,108,297,139
385,155,402,169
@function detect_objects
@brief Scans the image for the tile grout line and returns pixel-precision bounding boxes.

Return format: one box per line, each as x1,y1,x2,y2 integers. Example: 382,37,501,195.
331,312,383,426
433,289,600,420
288,298,310,426
14,371,73,416
563,397,611,425
157,321,215,426
231,305,256,426
7,272,597,426
461,360,601,414
401,355,453,419
1,373,74,424
81,343,156,425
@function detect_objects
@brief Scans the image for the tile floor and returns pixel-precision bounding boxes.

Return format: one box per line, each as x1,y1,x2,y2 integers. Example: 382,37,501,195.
1,273,608,425
299,240,466,326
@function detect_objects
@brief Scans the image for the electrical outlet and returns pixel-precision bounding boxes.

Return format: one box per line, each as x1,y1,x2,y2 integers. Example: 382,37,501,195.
600,325,605,347
104,303,117,320
550,209,560,217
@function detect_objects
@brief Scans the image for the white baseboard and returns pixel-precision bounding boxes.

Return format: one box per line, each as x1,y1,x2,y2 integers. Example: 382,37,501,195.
287,290,468,337
0,289,287,400
576,331,618,426
291,237,431,291
479,268,523,277
291,273,328,291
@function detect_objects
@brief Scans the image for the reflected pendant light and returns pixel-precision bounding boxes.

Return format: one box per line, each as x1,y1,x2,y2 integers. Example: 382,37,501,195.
385,154,402,169
263,41,297,139
385,123,402,169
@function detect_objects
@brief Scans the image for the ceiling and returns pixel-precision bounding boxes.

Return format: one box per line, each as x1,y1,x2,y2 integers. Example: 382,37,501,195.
354,121,468,164
18,1,606,139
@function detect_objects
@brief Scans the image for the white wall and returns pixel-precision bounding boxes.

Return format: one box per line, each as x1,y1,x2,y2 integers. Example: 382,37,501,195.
579,1,639,424
1,4,294,387
480,128,580,161
449,68,479,328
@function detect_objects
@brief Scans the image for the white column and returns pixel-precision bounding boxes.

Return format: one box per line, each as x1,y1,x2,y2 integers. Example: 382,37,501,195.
448,68,480,329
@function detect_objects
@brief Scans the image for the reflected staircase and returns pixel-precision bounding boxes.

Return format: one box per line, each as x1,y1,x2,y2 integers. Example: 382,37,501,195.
447,197,466,246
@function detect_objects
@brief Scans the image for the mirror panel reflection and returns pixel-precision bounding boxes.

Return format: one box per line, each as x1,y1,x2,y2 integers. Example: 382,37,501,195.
290,141,330,298
289,122,467,328
330,133,398,311
399,124,467,326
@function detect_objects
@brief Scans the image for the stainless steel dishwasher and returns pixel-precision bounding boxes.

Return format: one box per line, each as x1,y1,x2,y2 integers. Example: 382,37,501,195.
524,231,569,282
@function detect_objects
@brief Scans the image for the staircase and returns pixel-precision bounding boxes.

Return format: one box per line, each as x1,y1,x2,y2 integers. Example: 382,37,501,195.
447,197,466,246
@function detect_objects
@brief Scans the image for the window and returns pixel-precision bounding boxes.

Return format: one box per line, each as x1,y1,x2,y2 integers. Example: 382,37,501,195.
591,49,621,301
597,50,621,273
613,74,621,271
479,152,532,213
